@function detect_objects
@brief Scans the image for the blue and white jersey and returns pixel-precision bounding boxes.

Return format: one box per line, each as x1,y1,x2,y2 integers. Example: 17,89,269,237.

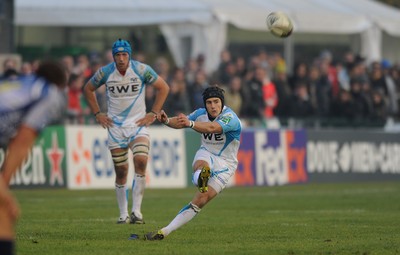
0,76,66,147
90,60,158,127
188,106,242,166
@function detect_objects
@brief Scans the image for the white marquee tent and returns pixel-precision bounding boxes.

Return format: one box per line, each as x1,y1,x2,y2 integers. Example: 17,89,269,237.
15,0,400,73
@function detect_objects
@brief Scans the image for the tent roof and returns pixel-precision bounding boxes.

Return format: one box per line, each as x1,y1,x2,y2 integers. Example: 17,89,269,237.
16,0,400,36
200,0,400,36
15,0,213,26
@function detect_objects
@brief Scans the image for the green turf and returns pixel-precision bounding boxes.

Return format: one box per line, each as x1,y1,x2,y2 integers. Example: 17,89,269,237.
14,182,400,255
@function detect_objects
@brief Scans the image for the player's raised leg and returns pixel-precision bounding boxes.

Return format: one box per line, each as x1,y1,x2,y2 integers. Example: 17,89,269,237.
193,166,211,193
145,185,218,240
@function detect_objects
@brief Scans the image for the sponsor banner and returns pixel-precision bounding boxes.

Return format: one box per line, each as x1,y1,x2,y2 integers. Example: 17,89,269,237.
66,126,186,189
66,126,116,189
236,131,256,186
3,126,67,188
307,130,400,182
146,126,187,188
236,129,307,186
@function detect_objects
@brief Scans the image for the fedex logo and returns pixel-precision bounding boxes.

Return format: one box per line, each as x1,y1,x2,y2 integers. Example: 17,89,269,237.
236,130,307,187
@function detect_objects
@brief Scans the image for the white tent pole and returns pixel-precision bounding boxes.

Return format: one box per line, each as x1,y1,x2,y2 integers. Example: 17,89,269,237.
283,36,294,75
361,25,382,64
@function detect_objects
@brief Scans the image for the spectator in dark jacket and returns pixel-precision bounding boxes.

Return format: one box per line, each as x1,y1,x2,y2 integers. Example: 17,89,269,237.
272,70,292,117
349,78,372,120
241,67,266,120
330,89,356,120
308,65,332,117
370,89,388,123
289,82,314,118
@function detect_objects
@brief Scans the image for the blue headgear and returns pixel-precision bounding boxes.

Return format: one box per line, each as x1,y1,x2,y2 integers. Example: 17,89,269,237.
112,38,132,57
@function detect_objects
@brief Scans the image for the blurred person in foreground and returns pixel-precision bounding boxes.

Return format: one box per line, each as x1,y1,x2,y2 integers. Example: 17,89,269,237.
83,39,169,224
1,58,19,80
145,86,242,240
0,60,68,255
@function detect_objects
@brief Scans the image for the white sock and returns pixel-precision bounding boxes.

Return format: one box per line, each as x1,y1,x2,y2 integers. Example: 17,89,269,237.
161,202,201,236
192,170,201,186
131,174,146,218
115,183,128,218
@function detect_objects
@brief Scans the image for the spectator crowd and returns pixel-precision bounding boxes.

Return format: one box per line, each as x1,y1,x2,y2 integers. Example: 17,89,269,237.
2,47,400,128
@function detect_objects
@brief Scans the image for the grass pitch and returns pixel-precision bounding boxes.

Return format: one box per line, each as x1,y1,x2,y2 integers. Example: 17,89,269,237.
14,182,400,255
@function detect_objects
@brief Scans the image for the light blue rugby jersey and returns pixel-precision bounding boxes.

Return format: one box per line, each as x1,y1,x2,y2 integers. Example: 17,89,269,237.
188,106,242,165
0,76,66,147
90,60,158,127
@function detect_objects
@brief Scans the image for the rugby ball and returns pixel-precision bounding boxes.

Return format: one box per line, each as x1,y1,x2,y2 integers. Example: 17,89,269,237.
266,12,293,38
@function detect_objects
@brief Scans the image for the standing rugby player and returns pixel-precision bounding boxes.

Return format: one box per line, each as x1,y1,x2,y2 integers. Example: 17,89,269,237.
84,39,169,224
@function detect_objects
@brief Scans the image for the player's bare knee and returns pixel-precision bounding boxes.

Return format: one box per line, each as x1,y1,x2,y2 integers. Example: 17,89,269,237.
115,172,128,181
134,156,147,172
114,164,128,180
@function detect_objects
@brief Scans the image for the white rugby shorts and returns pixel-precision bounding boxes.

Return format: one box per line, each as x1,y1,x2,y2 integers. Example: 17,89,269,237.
107,126,149,150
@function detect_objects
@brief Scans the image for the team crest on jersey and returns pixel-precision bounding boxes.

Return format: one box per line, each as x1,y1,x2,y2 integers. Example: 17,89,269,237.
219,115,232,125
144,71,156,83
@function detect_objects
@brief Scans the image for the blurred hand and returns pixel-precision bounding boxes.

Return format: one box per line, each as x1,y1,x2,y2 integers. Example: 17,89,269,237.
158,110,169,124
0,177,20,222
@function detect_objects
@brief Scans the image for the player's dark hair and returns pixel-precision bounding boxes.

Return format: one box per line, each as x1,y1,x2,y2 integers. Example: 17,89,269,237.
36,60,67,88
203,85,225,107
202,85,225,119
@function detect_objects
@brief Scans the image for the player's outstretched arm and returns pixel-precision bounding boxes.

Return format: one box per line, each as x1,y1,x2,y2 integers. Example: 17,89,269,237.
189,120,222,134
0,176,20,222
159,111,186,129
161,112,223,134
